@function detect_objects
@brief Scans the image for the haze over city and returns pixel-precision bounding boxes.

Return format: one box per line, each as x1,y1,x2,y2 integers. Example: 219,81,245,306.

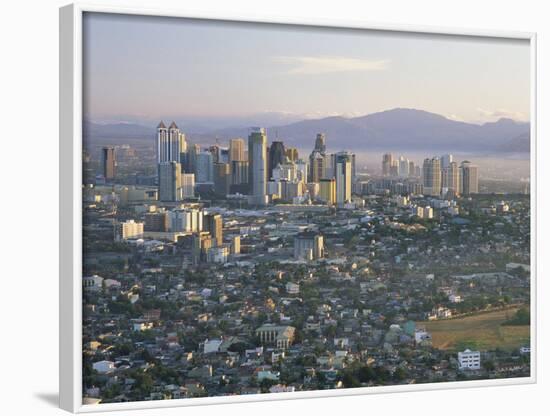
83,12,530,127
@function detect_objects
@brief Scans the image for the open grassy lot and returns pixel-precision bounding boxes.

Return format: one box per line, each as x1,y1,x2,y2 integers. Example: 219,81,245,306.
419,307,530,352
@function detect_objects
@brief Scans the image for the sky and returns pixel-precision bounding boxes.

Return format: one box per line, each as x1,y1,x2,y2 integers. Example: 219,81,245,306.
83,12,530,126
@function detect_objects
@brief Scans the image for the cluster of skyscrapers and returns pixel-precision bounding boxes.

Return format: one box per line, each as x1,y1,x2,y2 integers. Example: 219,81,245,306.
382,153,479,197
156,122,357,207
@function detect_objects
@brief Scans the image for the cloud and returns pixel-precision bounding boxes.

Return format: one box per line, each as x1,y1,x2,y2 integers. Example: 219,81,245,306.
273,55,390,75
476,108,529,122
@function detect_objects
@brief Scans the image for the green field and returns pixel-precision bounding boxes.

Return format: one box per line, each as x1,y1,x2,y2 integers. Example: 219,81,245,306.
419,308,530,352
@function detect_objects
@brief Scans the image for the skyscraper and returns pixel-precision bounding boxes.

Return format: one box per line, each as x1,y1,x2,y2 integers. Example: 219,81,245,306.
398,156,409,177
204,213,223,247
461,161,479,195
314,133,326,153
422,157,442,196
285,147,299,162
186,143,201,174
229,138,246,162
268,141,286,179
382,153,393,176
335,152,352,206
319,178,336,205
231,160,249,185
181,173,195,198
248,127,268,205
408,161,416,177
309,151,325,183
101,146,116,180
440,154,453,170
442,161,461,197
213,162,231,196
157,121,186,164
159,161,182,201
196,152,214,183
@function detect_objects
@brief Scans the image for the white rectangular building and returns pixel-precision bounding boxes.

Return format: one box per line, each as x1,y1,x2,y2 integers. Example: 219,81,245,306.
458,349,481,370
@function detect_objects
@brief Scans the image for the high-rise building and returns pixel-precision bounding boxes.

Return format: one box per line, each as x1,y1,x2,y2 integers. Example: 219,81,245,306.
319,178,336,205
101,147,116,180
324,153,336,179
268,141,286,179
390,161,399,176
422,157,442,196
295,159,308,183
181,173,195,198
285,147,299,162
192,232,213,265
208,145,221,163
231,160,249,185
382,153,393,176
159,161,182,201
442,161,461,197
440,154,453,170
248,127,268,205
213,162,231,196
229,138,246,162
157,121,186,163
168,208,203,233
186,143,201,174
398,156,409,177
144,211,169,232
408,161,416,177
230,235,241,255
272,163,297,182
351,153,357,182
335,152,352,206
294,232,324,260
204,213,223,247
461,161,479,195
196,152,214,183
314,133,326,153
115,220,144,241
309,151,325,183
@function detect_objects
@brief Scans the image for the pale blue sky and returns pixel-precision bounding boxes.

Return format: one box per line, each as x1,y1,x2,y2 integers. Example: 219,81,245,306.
83,12,530,125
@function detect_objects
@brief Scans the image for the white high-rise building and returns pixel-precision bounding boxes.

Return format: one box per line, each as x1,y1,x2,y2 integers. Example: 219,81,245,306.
248,127,268,205
157,121,186,163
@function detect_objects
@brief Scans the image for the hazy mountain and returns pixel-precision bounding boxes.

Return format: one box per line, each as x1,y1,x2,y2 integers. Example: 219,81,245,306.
83,120,155,138
498,132,530,153
84,108,530,153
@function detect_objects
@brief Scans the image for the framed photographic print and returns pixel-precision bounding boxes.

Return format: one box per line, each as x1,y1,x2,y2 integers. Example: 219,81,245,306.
59,3,536,413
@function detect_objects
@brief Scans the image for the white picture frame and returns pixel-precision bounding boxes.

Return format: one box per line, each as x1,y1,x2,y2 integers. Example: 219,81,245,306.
60,2,537,413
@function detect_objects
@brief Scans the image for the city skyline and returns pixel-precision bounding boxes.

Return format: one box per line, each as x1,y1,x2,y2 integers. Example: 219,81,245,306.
81,12,531,406
83,12,530,125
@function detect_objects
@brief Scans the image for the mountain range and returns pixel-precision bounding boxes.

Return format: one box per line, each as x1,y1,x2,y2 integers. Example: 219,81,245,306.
84,108,530,153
